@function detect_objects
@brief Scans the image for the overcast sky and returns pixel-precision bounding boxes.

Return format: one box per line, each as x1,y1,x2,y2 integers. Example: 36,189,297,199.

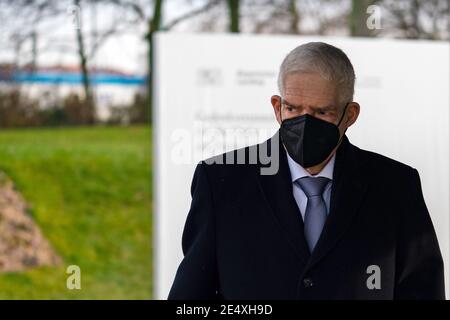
0,0,447,75
0,0,197,75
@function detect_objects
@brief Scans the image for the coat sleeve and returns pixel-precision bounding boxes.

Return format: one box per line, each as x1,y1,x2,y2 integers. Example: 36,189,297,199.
167,162,221,300
394,168,445,299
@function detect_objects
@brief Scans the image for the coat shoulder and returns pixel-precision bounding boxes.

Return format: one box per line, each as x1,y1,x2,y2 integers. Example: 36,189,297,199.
199,142,263,178
353,144,417,179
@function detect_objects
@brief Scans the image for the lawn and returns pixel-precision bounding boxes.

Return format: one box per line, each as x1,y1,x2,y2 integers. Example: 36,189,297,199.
0,125,152,299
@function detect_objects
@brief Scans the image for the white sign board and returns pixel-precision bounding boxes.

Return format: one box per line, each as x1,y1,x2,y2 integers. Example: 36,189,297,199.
153,32,450,299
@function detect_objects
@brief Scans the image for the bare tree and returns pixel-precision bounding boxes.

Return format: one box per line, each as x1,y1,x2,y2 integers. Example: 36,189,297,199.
380,0,449,40
228,0,240,32
106,0,221,122
289,0,300,34
73,0,95,123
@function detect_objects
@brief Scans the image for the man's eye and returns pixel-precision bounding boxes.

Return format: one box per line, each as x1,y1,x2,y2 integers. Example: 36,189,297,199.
318,111,327,115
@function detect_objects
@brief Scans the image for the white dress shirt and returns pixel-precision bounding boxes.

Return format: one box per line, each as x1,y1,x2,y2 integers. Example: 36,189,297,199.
286,151,336,221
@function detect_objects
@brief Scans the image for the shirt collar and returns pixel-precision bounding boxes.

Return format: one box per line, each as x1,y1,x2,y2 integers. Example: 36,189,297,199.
286,149,336,183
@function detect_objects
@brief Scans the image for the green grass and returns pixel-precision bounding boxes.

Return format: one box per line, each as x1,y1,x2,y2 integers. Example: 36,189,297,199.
0,125,152,299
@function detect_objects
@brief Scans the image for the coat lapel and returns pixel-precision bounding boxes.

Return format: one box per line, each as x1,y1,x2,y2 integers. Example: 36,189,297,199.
304,134,370,271
255,131,311,263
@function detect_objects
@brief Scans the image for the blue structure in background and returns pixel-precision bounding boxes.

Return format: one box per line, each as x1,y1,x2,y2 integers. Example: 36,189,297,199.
1,71,146,86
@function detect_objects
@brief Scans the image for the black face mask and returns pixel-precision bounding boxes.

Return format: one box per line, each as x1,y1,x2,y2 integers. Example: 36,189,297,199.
279,102,349,168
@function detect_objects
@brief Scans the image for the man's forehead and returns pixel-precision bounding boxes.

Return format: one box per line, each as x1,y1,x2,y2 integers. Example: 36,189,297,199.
284,89,338,108
283,73,339,106
285,82,336,94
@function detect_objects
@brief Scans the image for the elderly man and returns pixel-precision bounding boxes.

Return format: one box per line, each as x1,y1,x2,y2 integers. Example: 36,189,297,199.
168,42,445,300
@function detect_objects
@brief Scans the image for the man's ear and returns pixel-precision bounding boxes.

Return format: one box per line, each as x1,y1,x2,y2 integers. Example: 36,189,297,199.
271,95,282,125
345,102,360,128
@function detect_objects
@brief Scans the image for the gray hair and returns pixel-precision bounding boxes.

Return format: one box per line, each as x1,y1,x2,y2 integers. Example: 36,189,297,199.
277,42,355,104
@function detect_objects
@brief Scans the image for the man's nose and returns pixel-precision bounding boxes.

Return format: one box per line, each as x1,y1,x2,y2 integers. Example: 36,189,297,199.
298,109,314,117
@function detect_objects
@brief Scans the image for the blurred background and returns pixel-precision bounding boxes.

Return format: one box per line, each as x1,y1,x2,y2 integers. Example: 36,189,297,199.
0,0,448,299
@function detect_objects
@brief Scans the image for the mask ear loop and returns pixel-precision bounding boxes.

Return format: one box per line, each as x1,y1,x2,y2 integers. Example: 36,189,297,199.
337,102,350,128
279,96,284,124
336,102,350,144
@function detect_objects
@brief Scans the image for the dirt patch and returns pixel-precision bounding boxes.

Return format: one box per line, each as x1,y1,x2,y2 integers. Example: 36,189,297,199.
0,171,62,272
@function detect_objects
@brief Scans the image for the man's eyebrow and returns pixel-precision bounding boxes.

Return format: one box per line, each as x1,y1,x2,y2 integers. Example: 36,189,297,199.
282,99,302,108
283,99,335,111
313,105,336,111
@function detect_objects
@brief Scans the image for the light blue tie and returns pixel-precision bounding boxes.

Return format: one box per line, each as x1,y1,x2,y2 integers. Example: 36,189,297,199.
295,177,330,252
